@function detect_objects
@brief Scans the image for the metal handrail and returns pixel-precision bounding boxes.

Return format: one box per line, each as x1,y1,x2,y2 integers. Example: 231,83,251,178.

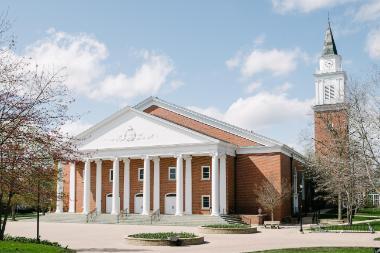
150,209,160,224
117,208,128,223
86,208,97,223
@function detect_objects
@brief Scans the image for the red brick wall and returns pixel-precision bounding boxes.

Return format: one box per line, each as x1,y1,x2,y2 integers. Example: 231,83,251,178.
235,153,291,220
314,109,348,156
226,155,235,214
144,105,259,146
191,156,212,214
75,161,84,213
101,160,112,213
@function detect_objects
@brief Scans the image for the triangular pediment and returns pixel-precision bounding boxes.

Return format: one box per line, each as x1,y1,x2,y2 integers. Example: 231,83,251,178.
77,107,217,151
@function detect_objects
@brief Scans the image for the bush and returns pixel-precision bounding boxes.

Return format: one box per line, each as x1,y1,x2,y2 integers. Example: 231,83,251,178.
202,224,250,228
129,232,197,239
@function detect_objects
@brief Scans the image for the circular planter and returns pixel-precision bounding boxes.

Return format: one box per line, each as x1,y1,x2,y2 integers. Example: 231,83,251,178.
126,235,205,246
198,226,258,234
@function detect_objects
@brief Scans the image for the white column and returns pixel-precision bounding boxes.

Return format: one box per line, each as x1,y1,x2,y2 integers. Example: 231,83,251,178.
153,157,160,211
56,161,64,213
211,153,220,216
185,156,192,215
123,158,130,213
111,158,120,215
142,156,151,215
82,159,91,214
175,154,184,216
219,154,227,215
68,162,76,213
95,160,102,213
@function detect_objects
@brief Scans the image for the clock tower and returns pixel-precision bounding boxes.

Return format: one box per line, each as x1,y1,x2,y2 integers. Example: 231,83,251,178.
314,21,348,154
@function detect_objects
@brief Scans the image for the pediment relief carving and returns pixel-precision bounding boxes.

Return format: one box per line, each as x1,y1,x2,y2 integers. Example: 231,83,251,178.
110,125,156,143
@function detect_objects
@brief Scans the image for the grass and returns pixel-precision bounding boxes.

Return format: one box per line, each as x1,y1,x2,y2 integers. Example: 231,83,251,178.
128,232,197,240
374,237,380,241
202,224,250,228
357,208,380,216
0,241,74,253
250,247,373,253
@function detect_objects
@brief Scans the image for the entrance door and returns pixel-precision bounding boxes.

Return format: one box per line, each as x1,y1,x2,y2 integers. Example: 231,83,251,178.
106,193,112,213
165,193,176,215
134,193,143,214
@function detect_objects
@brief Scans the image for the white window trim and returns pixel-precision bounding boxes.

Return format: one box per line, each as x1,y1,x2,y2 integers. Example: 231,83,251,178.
138,168,144,182
168,167,176,181
109,169,113,182
201,195,210,210
201,166,210,180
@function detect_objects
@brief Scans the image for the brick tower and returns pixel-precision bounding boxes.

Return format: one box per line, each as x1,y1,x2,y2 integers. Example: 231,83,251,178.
314,21,348,155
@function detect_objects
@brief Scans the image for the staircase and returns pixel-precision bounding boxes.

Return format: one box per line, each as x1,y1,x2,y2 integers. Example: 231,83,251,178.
27,213,229,226
220,214,248,225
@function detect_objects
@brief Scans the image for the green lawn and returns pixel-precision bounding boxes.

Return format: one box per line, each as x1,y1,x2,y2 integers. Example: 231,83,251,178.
0,241,73,253
315,220,380,232
357,208,380,216
250,247,373,253
319,208,380,222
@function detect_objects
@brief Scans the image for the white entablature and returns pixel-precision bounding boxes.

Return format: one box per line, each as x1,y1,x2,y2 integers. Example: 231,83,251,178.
76,107,236,158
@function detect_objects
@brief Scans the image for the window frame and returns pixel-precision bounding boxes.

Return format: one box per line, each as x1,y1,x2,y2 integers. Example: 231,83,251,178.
109,169,114,182
138,168,144,182
168,167,176,181
201,166,210,180
201,195,211,210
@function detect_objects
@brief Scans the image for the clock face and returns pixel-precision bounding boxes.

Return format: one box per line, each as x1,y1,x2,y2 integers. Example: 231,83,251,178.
324,60,334,70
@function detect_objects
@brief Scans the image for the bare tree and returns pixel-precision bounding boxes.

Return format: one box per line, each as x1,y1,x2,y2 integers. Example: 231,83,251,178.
303,70,380,225
0,15,79,240
255,178,290,221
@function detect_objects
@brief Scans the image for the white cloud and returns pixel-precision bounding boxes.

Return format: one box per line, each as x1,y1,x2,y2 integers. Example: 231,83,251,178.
189,92,313,131
272,0,354,13
355,1,380,22
187,106,224,120
24,29,177,101
90,50,173,99
245,81,262,93
226,51,242,70
366,29,380,59
26,29,108,94
240,48,303,77
60,120,93,136
274,82,293,94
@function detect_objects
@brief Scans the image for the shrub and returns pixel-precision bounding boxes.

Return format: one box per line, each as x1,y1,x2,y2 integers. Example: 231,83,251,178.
129,232,197,239
202,224,250,229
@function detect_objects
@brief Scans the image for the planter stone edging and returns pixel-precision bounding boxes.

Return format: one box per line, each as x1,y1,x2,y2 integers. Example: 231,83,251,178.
126,235,205,246
198,226,258,234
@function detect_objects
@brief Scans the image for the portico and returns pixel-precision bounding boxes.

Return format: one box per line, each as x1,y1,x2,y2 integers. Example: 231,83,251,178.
58,106,234,216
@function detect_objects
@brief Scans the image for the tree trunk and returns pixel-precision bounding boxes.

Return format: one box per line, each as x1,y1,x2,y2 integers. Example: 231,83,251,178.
271,209,274,221
0,193,13,240
11,205,16,221
338,193,342,220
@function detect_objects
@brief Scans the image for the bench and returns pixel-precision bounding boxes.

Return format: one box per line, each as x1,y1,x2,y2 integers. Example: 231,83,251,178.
263,221,280,229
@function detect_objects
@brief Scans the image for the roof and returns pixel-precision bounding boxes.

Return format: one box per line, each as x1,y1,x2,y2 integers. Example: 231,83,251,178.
133,96,284,147
322,21,338,56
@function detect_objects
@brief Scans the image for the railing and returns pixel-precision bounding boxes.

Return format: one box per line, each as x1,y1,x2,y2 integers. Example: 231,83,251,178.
150,209,160,224
312,222,376,233
117,208,128,223
86,208,97,223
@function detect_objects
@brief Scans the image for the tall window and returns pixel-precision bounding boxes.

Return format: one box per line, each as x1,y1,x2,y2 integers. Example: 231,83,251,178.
138,168,144,181
168,167,176,180
109,169,113,182
201,166,210,180
201,195,210,210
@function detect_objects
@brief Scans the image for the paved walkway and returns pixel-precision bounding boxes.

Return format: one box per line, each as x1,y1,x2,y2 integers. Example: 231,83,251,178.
5,221,380,253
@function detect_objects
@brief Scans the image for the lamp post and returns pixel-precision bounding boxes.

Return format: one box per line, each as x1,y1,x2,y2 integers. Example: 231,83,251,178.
299,184,304,233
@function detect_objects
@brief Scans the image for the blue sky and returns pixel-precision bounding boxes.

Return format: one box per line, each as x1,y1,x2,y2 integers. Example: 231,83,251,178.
4,0,380,151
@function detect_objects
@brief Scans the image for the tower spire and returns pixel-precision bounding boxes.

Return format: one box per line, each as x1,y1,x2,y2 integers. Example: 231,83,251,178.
322,17,338,56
